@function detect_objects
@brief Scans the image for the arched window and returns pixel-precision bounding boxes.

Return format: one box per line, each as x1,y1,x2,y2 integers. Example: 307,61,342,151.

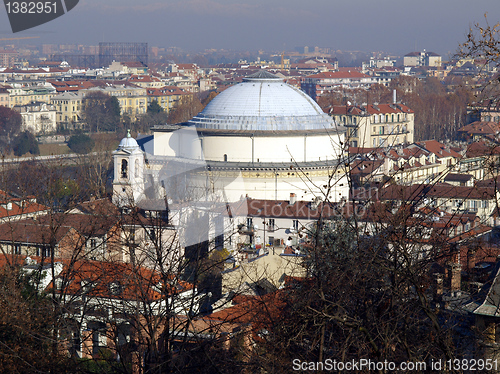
121,159,128,179
391,114,394,122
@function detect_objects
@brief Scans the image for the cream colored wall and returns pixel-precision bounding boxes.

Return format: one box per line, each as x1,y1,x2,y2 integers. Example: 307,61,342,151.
209,169,349,202
222,252,306,294
201,133,344,163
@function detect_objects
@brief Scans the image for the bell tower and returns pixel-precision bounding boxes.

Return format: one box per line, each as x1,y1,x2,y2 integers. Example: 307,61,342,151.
112,130,144,207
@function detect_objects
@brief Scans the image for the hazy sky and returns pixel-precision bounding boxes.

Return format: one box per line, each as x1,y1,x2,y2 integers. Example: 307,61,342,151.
1,0,499,57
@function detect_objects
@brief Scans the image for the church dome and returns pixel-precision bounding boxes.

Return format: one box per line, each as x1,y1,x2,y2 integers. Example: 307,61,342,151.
118,130,139,151
188,71,335,131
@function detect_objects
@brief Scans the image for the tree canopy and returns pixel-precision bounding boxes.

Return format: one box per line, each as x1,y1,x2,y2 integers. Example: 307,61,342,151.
0,105,22,152
13,131,39,156
147,99,163,114
82,91,122,133
67,133,95,154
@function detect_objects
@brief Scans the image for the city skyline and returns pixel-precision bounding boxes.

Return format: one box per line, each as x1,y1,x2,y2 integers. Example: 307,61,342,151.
1,0,499,57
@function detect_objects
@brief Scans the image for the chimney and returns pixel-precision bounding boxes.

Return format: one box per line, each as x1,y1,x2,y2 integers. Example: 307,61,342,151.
433,273,443,300
447,263,462,293
393,89,397,104
289,193,296,205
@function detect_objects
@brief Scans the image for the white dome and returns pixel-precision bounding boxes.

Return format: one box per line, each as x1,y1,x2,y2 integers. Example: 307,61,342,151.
118,130,139,150
188,71,335,131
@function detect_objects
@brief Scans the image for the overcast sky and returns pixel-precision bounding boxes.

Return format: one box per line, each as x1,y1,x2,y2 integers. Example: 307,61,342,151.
1,0,499,57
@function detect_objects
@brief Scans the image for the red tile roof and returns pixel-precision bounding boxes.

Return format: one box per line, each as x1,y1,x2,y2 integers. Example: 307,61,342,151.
52,259,193,301
459,121,500,135
307,71,370,79
380,184,496,201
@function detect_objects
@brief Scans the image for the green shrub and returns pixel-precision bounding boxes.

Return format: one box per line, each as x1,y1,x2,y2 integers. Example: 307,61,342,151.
13,131,39,157
67,134,95,154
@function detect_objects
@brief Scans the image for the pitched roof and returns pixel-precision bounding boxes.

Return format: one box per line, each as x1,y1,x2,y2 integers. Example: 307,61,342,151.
380,184,496,201
306,71,370,79
417,140,461,158
329,103,413,115
458,121,500,135
466,140,500,158
52,259,193,301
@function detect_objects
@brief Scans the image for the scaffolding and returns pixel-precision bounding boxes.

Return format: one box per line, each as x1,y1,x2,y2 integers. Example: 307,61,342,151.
98,42,148,68
50,54,97,69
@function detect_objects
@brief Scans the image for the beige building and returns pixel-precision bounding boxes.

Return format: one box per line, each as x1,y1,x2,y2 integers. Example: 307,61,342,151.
50,91,85,130
6,83,55,108
82,85,148,119
14,102,57,134
330,103,415,148
146,86,189,114
0,49,18,67
403,51,442,67
380,184,497,223
127,74,164,88
0,85,9,107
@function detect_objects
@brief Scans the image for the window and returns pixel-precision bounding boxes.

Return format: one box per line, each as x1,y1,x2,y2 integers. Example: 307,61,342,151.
13,243,21,255
92,329,106,356
292,219,299,231
109,281,122,296
39,246,52,257
215,233,224,248
246,217,253,229
149,228,156,242
121,159,128,179
268,218,275,231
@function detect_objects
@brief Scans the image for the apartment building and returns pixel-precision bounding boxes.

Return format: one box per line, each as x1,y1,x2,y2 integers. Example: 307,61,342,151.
6,82,56,108
302,70,378,100
51,91,85,130
82,85,148,119
146,86,189,114
329,103,415,148
14,101,57,134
